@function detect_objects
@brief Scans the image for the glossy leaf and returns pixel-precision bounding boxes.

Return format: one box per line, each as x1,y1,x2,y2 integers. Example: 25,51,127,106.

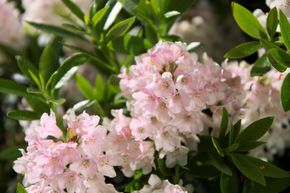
106,17,136,41
250,54,271,76
0,79,29,97
279,10,290,50
7,110,41,120
266,8,278,38
232,2,267,39
92,6,109,28
49,54,88,89
237,117,274,142
16,56,40,86
224,41,261,59
62,0,84,20
268,48,290,68
281,73,290,111
27,22,87,42
244,156,290,178
209,154,232,176
39,37,62,84
76,74,95,99
211,137,224,157
229,120,241,144
237,141,265,152
230,154,266,185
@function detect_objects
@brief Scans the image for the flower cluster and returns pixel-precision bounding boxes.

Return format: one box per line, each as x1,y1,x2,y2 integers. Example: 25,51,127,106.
119,42,244,165
226,62,290,160
0,0,23,61
133,175,189,193
14,112,119,193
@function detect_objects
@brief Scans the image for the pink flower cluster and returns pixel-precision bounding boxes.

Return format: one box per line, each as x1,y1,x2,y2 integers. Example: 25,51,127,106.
14,111,154,193
119,42,243,164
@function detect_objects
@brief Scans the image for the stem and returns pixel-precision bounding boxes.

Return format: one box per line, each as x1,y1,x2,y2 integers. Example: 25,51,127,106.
173,165,180,184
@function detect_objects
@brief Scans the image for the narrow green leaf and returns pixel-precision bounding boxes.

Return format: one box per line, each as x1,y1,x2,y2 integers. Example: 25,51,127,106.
266,8,278,38
0,148,21,160
268,54,287,72
268,48,290,67
92,6,109,28
237,117,274,142
106,17,136,41
0,79,29,97
232,2,267,39
279,10,290,50
250,54,271,76
209,154,232,176
224,41,261,59
62,0,84,20
229,120,241,144
76,74,95,99
95,75,105,101
211,137,224,157
237,141,265,152
7,110,41,120
244,156,290,178
219,108,229,138
17,183,28,193
281,73,290,111
39,37,62,84
16,56,40,86
242,179,254,193
49,54,88,89
220,170,240,193
27,22,87,42
230,154,266,185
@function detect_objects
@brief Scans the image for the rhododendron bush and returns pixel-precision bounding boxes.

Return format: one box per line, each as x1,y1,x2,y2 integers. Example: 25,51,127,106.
0,0,290,193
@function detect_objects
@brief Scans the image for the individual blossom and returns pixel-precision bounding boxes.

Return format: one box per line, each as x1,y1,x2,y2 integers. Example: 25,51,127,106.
0,0,23,62
133,174,190,193
225,61,290,160
13,111,119,193
119,42,244,166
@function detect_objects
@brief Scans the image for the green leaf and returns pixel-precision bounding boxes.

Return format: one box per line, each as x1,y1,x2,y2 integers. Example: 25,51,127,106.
0,148,21,160
232,2,267,39
16,56,40,87
49,54,88,89
209,154,232,176
219,108,229,138
39,37,62,84
211,137,225,157
26,96,50,113
268,48,290,68
266,8,278,38
242,179,254,193
250,54,271,76
224,41,261,59
279,10,290,50
220,170,240,193
281,73,290,111
17,183,28,193
95,75,105,101
237,117,274,142
62,0,84,20
244,156,290,178
27,22,87,42
106,17,136,41
229,120,241,144
76,74,95,99
237,141,265,152
252,177,290,193
230,154,266,185
7,110,41,120
92,6,109,28
0,79,29,97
